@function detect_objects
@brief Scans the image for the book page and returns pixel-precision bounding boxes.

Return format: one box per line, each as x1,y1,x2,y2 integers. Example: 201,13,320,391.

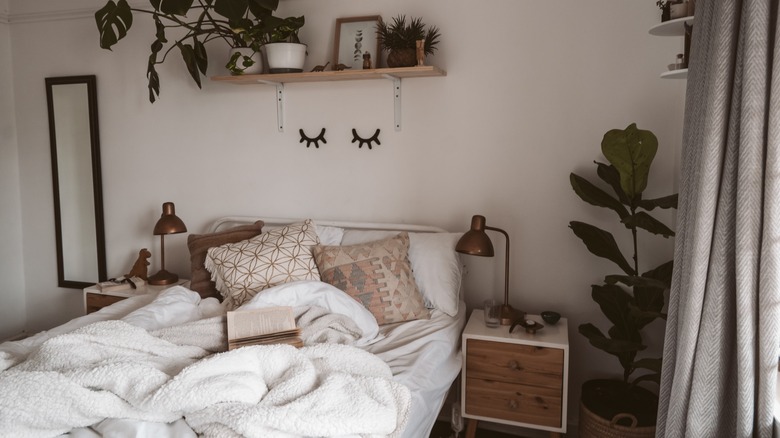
227,306,296,341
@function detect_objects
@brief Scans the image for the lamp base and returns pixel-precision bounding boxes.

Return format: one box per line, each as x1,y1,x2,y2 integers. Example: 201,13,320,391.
148,269,179,285
500,304,523,326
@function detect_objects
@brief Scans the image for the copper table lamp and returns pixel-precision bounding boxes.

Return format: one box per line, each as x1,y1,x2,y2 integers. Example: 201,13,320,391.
456,215,520,325
148,202,187,285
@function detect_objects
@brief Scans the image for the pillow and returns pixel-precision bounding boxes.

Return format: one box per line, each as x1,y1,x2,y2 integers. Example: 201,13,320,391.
205,220,320,310
187,220,264,300
314,223,345,246
312,232,429,325
340,229,463,317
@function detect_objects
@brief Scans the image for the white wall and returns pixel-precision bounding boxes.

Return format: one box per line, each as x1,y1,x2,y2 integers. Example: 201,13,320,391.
7,0,686,427
0,0,26,340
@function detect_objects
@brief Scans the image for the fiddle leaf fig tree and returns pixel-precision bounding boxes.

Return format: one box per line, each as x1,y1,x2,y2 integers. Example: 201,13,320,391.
569,123,677,386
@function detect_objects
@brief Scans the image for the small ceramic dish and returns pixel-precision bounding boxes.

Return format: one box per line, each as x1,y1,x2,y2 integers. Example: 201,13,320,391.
541,311,561,325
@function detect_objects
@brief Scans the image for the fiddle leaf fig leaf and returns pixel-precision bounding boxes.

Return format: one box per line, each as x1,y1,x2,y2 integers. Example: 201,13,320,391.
592,284,633,329
569,221,635,275
622,211,675,237
596,162,630,205
642,260,674,288
604,275,667,289
601,123,658,200
95,0,133,50
579,323,645,354
639,194,678,211
570,173,630,220
177,43,203,88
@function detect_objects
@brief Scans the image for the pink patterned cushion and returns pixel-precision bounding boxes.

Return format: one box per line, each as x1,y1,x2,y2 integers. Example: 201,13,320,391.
312,232,429,325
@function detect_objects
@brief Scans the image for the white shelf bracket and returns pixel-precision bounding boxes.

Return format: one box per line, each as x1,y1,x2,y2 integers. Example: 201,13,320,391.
256,79,285,132
383,74,402,131
275,84,285,132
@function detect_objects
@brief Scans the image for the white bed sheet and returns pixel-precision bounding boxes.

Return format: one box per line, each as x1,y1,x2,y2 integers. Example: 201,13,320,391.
1,289,465,438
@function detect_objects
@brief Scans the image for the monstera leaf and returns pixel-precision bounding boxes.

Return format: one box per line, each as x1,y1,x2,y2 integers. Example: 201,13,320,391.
601,123,658,200
95,0,133,50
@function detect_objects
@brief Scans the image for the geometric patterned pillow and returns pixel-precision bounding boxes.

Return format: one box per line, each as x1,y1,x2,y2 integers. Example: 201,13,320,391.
312,232,429,325
205,220,321,310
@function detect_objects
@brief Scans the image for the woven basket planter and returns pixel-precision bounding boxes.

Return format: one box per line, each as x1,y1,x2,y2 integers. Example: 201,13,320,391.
579,401,656,438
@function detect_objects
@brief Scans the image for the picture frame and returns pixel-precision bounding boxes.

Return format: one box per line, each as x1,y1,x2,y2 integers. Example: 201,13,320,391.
333,16,382,70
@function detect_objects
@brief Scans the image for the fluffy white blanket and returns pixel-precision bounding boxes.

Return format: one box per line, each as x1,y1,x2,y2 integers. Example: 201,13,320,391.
0,319,410,437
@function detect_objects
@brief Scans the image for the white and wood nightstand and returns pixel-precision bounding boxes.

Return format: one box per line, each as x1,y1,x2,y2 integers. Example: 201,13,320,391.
461,309,569,437
83,279,189,314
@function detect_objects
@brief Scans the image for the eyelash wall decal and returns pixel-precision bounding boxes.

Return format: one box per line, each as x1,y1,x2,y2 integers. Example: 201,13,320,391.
351,129,381,149
299,128,327,148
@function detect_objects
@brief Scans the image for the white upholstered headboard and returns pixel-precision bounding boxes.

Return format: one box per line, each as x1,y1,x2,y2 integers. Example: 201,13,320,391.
206,216,449,234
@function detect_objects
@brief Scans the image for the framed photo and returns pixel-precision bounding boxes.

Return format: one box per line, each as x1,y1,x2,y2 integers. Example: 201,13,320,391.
333,16,381,70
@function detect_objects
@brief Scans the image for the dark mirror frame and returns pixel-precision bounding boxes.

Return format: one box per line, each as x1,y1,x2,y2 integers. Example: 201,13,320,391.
45,75,107,289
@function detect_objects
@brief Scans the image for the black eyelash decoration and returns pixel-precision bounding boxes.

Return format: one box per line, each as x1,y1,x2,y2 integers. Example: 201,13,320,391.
299,128,327,148
351,129,381,149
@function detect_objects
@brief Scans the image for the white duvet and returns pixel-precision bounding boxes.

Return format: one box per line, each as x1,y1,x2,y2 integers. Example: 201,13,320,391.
0,283,410,438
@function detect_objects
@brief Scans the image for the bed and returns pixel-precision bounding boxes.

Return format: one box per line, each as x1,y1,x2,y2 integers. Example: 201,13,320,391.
0,217,468,438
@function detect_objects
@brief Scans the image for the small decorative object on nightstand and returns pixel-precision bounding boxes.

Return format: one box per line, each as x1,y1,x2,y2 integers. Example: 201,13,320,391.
148,202,187,285
83,279,189,314
461,309,569,438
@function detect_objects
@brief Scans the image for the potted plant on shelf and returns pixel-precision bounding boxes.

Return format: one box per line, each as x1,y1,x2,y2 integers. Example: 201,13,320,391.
94,0,280,102
262,15,306,73
376,15,441,68
568,123,677,437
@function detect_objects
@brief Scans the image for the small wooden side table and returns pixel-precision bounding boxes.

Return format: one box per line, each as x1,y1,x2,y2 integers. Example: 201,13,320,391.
83,279,189,314
461,309,569,437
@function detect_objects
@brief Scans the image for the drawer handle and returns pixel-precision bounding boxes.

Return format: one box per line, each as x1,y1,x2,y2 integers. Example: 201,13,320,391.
508,400,518,410
508,360,520,370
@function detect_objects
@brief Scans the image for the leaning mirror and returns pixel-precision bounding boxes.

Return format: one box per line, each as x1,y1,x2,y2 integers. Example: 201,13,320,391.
46,75,107,288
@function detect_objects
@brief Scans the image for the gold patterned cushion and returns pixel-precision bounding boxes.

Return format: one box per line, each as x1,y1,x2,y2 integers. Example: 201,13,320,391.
205,220,320,310
312,232,429,325
187,220,264,300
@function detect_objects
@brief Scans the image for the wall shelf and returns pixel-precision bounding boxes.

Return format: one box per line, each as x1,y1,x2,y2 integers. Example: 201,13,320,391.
649,16,694,80
649,16,694,36
211,66,447,132
660,68,688,79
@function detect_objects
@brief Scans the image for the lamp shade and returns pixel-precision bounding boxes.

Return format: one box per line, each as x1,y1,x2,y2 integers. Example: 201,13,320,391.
456,215,494,257
153,202,187,235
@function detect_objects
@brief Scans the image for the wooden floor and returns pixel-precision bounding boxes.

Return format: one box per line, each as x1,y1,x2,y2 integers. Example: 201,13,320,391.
429,420,523,438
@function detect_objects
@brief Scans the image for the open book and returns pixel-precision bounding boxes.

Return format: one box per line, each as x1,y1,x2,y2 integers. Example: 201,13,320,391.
226,306,303,350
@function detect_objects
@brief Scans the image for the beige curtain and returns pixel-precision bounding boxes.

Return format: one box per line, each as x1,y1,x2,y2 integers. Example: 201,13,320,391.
657,0,780,437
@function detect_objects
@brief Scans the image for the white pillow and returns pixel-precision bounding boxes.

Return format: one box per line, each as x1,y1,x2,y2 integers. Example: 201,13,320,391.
340,230,463,317
238,280,381,345
314,223,345,246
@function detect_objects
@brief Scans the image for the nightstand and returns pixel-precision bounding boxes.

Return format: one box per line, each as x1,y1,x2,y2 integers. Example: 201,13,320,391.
461,309,569,437
83,279,189,314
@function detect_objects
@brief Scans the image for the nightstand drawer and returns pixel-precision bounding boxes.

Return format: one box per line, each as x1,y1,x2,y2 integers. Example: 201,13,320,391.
465,377,562,427
85,293,126,314
466,339,564,389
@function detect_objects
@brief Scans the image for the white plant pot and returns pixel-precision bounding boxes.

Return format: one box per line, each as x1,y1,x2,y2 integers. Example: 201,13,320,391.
228,48,263,75
265,43,307,73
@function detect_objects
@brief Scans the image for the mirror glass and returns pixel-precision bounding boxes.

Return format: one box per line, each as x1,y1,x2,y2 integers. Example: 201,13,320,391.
46,75,106,288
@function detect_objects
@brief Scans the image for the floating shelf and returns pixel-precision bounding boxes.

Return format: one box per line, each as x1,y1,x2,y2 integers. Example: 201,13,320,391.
649,16,694,36
211,66,446,132
660,68,688,79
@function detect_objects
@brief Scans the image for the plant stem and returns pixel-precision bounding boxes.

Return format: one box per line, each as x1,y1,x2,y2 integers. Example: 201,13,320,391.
631,206,639,275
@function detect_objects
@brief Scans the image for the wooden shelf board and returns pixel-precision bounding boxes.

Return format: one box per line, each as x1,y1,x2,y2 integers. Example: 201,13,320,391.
649,16,695,36
211,65,446,85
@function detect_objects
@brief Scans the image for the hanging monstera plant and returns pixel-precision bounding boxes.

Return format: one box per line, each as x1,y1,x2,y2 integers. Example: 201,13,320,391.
95,0,281,102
